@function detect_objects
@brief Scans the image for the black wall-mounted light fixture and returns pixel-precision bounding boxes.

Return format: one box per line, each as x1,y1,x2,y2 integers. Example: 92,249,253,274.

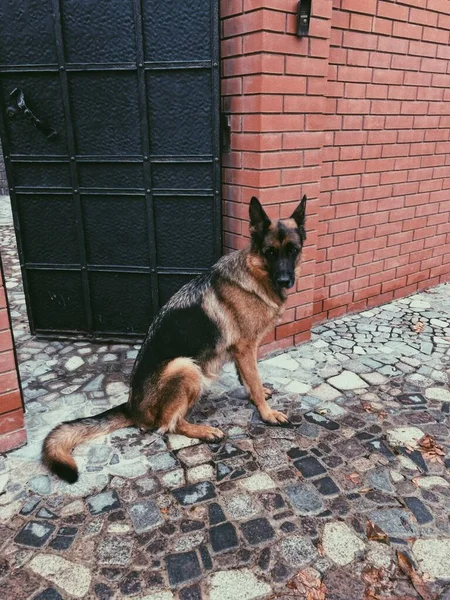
296,0,312,37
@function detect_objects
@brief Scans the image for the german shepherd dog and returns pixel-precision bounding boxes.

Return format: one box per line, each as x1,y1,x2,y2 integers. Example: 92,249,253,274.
43,196,307,483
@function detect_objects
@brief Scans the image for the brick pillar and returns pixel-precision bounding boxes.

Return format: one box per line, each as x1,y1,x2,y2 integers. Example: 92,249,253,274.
220,0,333,352
0,256,26,452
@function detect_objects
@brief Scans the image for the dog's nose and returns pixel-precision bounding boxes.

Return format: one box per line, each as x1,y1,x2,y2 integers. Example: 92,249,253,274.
276,275,293,288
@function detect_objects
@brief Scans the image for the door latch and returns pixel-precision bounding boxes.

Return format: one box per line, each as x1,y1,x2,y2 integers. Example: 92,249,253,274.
6,88,57,140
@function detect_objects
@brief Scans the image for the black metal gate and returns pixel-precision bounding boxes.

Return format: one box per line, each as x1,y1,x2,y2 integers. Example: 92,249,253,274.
0,0,221,339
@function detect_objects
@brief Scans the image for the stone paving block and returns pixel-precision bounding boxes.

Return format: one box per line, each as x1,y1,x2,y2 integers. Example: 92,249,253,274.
186,464,214,484
49,535,75,551
368,509,417,538
97,536,134,565
208,502,226,525
20,496,41,516
334,438,367,460
33,589,64,600
262,353,299,371
209,522,239,553
240,517,275,545
165,551,201,586
14,521,55,547
413,539,450,580
172,481,216,506
179,584,202,600
403,496,433,525
226,493,259,521
128,500,163,533
177,444,212,467
293,456,327,478
207,569,272,600
87,490,121,515
28,555,91,598
239,473,276,491
285,483,325,516
160,469,185,489
323,521,365,566
276,534,318,568
312,476,340,496
28,475,51,496
147,452,177,472
327,371,369,390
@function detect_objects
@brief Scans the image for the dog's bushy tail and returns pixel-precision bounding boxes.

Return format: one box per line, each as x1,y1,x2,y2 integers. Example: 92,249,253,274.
42,404,133,483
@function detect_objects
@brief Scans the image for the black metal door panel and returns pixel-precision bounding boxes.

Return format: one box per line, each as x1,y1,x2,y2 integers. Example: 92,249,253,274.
0,0,221,339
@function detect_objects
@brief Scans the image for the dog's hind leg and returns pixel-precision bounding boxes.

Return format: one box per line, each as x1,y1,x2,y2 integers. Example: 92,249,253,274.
155,358,224,441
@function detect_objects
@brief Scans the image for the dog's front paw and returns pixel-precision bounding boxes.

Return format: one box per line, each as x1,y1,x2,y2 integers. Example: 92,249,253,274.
261,409,289,425
198,425,225,441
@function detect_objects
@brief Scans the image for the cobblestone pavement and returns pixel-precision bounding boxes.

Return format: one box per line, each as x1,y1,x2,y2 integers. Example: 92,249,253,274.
1,196,450,599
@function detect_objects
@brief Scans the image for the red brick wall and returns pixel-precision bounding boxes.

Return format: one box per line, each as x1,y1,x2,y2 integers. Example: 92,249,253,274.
221,0,450,348
315,0,450,323
0,258,25,452
221,0,333,352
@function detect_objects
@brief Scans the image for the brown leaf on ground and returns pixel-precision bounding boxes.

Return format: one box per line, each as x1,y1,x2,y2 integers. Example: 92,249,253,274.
411,321,425,333
346,472,362,484
396,551,436,600
362,565,396,600
288,567,328,600
366,520,389,544
362,566,385,587
417,434,445,464
361,401,387,420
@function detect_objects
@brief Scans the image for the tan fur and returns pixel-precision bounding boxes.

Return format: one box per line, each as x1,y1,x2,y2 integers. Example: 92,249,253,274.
155,358,203,433
43,410,132,478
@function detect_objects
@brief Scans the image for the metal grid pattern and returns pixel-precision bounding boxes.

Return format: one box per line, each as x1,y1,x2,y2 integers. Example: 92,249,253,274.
0,0,221,339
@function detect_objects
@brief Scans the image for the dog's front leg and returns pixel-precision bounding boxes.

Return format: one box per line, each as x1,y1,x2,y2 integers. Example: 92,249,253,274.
232,343,288,425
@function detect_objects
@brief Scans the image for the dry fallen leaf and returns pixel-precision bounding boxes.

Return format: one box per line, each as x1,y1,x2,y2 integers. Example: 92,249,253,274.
417,434,445,464
366,520,389,544
397,550,436,600
411,321,425,333
362,565,396,600
362,566,384,587
361,401,387,421
346,472,362,484
280,567,327,600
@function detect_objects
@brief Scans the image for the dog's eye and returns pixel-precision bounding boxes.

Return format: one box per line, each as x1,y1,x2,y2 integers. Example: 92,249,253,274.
265,247,276,258
288,246,299,256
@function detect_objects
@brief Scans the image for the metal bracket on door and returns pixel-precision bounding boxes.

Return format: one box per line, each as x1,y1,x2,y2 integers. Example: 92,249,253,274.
6,88,58,140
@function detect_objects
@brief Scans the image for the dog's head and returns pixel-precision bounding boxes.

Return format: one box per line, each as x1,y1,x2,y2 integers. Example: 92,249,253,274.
249,195,307,295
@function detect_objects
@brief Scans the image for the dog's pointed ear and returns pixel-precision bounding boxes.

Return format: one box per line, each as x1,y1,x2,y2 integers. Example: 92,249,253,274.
291,195,307,229
249,196,271,231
